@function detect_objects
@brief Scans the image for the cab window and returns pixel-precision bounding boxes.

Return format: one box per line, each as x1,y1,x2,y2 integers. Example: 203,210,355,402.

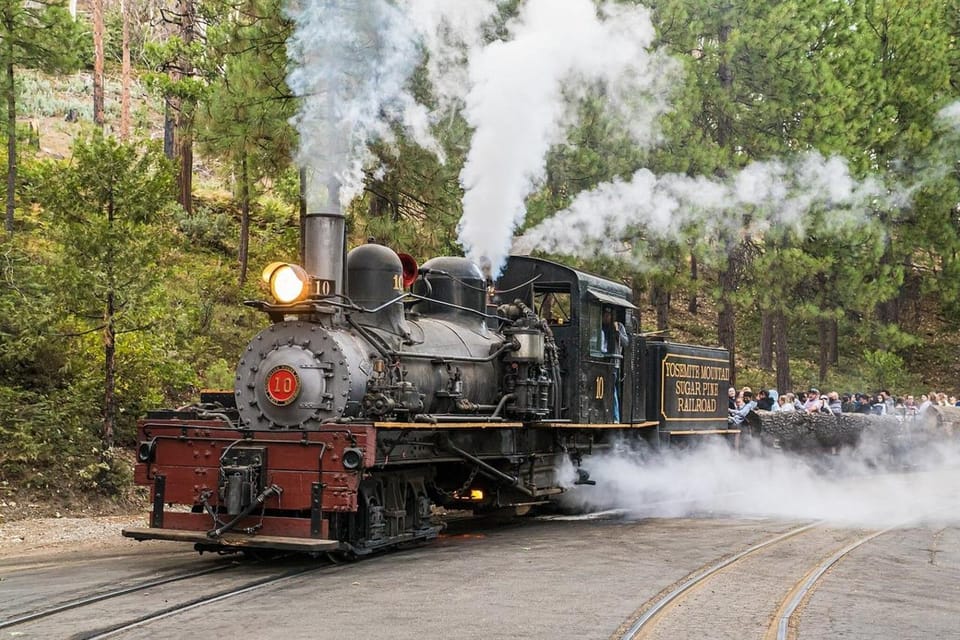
587,304,604,356
589,304,627,358
534,287,571,326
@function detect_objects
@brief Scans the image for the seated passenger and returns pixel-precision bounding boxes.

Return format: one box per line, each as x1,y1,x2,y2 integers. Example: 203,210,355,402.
778,393,796,412
729,390,756,426
827,391,842,415
768,389,781,412
803,388,823,413
755,389,774,411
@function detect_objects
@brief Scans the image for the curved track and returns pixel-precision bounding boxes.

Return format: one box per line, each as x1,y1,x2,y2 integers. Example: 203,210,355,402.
768,528,893,640
617,523,820,639
616,523,895,640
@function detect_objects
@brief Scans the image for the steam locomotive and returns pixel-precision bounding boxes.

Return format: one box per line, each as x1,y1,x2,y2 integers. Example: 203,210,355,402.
123,197,732,555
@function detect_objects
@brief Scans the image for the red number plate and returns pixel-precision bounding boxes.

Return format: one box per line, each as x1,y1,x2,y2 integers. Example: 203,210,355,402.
265,366,300,406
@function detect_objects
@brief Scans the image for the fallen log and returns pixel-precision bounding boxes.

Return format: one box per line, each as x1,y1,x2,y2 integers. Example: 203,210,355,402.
743,410,904,451
925,405,960,437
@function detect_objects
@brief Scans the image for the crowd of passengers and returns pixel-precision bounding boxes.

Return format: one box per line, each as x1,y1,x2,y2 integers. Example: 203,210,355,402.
728,387,960,426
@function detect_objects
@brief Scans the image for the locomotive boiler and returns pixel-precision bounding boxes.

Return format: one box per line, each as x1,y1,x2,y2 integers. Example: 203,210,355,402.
124,190,733,555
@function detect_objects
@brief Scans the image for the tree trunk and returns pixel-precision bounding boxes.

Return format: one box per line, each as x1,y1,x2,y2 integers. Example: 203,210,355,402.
178,129,193,213
687,252,698,315
817,319,830,383
175,0,195,213
759,310,773,370
652,283,669,332
828,318,838,366
102,289,116,447
876,242,900,327
120,0,131,140
102,193,116,447
238,153,250,285
162,99,175,158
718,255,737,384
92,0,105,127
716,20,734,147
4,37,15,236
773,309,791,393
715,16,736,382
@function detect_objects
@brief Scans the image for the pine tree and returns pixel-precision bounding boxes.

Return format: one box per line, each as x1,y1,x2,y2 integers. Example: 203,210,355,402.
196,0,296,283
1,0,83,235
31,135,175,447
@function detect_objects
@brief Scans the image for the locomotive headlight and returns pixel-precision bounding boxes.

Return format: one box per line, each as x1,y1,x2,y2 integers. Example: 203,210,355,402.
262,262,309,304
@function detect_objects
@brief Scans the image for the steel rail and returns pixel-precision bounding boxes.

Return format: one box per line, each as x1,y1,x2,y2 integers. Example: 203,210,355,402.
81,564,329,639
773,527,892,640
0,564,236,629
618,522,821,640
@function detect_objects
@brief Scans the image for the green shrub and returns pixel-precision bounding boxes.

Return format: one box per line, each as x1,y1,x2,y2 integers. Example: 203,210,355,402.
861,349,907,392
175,204,235,251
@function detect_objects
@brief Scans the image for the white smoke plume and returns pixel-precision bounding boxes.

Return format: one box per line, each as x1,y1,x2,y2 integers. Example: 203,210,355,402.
286,0,434,207
396,0,499,114
284,2,940,276
456,0,678,275
560,438,960,528
514,151,900,264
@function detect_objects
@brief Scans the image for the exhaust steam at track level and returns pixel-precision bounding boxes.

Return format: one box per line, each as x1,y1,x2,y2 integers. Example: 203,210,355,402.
560,438,960,529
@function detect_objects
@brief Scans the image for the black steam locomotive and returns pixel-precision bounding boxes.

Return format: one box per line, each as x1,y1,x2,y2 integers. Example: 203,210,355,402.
124,201,732,555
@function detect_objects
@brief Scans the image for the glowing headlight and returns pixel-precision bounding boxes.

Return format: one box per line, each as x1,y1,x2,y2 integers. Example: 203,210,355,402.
262,262,309,304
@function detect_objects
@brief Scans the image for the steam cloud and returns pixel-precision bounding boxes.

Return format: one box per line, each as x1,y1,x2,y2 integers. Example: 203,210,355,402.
455,0,676,275
285,2,931,274
514,151,904,264
937,100,960,130
286,0,432,207
285,0,676,273
286,0,500,209
395,0,499,114
558,437,960,528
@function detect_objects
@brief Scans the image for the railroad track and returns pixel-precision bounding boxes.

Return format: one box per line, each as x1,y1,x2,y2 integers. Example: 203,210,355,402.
0,563,238,630
767,527,893,640
615,522,893,640
0,557,335,639
79,563,331,640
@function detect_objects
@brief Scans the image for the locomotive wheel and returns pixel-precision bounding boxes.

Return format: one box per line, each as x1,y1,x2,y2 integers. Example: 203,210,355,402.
405,482,431,530
356,480,386,545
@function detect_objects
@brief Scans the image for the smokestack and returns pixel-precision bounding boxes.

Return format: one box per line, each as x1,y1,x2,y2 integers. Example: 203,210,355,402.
303,173,345,297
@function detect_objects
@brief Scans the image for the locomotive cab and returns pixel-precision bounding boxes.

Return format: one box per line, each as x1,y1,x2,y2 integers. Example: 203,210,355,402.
496,256,731,436
496,256,639,426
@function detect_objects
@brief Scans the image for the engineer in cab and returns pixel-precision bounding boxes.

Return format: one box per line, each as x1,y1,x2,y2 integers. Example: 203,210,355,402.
601,306,629,422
